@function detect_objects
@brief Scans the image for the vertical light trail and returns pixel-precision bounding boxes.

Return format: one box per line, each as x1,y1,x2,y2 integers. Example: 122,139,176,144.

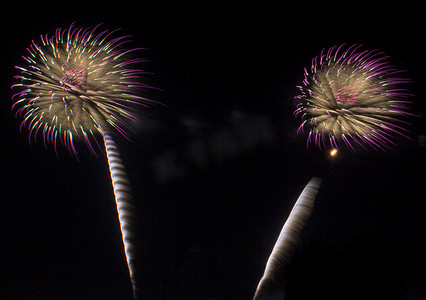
254,177,323,299
103,132,137,298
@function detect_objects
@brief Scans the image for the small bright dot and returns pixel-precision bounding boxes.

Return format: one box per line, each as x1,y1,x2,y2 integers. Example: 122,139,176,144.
330,149,338,157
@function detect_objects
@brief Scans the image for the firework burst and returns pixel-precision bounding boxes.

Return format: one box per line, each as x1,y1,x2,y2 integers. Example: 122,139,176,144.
294,44,413,151
11,23,151,298
12,23,150,156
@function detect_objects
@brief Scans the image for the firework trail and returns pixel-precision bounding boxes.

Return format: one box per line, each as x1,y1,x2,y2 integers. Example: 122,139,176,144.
103,132,137,297
254,177,322,299
294,44,412,151
11,23,151,298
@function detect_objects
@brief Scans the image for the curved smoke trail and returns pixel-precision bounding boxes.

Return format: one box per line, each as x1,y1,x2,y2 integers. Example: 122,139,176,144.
103,132,137,298
254,177,323,299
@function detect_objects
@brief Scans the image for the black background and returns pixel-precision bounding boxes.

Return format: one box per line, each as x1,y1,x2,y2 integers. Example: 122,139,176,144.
1,2,425,299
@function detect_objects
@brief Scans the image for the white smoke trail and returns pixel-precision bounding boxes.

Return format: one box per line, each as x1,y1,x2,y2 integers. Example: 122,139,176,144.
103,132,137,298
254,177,323,299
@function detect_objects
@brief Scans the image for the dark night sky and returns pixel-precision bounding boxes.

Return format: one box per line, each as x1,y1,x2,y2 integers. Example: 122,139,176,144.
1,3,425,299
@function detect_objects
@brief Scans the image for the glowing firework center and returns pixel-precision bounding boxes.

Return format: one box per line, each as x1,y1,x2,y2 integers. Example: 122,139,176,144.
59,68,86,92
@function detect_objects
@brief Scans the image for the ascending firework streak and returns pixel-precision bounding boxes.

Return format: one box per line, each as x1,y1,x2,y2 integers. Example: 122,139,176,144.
11,23,152,298
254,177,323,299
103,132,137,296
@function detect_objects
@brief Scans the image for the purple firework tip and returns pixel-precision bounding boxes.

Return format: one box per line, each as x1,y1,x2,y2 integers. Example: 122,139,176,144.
294,44,413,151
11,23,153,157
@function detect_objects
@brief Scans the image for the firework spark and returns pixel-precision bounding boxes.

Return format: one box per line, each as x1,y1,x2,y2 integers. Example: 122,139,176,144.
294,44,412,151
11,23,150,298
254,177,322,299
12,23,150,157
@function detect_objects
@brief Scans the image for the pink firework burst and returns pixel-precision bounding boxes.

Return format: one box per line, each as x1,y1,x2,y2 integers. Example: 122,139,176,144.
11,23,151,156
10,23,154,297
294,44,413,151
